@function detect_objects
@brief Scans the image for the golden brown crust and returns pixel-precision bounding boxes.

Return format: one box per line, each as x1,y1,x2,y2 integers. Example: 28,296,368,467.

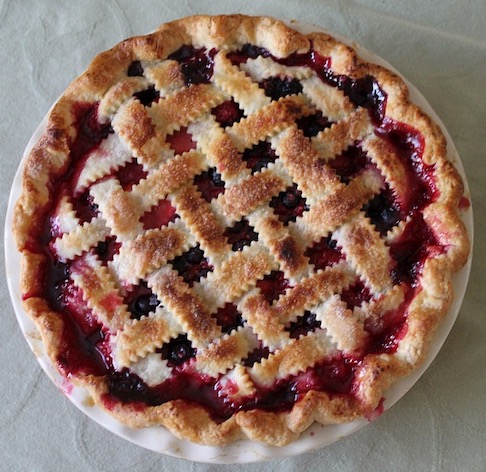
13,14,470,446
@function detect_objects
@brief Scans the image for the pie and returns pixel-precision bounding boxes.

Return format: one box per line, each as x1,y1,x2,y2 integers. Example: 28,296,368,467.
13,15,470,446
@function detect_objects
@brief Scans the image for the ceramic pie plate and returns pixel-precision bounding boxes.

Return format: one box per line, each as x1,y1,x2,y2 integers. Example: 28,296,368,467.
4,19,473,464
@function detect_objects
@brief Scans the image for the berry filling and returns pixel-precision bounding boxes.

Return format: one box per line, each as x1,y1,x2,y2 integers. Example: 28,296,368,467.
298,355,358,394
125,282,160,319
211,100,244,128
327,145,370,183
239,47,388,123
72,189,99,224
286,311,321,339
105,367,231,421
160,335,196,367
364,187,402,235
376,119,436,214
242,141,278,174
260,76,303,101
270,184,309,225
389,212,442,286
58,320,111,378
256,271,291,304
169,45,215,85
340,280,373,310
224,218,258,251
93,236,121,264
133,86,160,107
72,103,113,161
336,75,387,124
459,196,471,210
212,303,244,334
115,159,148,191
166,127,197,154
297,111,333,137
364,300,409,354
227,43,270,66
244,344,271,367
108,369,149,405
140,198,177,230
194,167,225,202
170,245,213,286
43,257,112,376
305,235,343,270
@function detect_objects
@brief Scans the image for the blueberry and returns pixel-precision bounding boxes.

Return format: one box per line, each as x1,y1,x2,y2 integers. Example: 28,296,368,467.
186,246,204,264
127,60,144,77
108,370,148,402
133,87,159,106
261,76,303,101
162,335,196,366
134,294,159,316
282,192,298,209
96,240,108,257
209,168,224,187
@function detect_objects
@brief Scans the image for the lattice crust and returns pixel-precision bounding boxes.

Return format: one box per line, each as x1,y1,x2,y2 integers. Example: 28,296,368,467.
13,15,470,447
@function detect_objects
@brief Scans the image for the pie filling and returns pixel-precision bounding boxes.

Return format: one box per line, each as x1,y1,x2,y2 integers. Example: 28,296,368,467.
28,43,444,421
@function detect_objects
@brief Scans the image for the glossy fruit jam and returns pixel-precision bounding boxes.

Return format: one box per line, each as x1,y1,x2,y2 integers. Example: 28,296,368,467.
27,42,444,421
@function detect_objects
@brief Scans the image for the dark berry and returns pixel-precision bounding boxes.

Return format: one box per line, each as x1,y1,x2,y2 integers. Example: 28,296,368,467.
297,111,332,137
127,61,144,77
282,193,298,209
244,345,270,367
69,103,113,164
270,185,309,225
260,76,303,101
96,240,108,257
134,294,160,316
171,256,187,273
94,238,121,264
116,159,148,191
305,235,343,271
209,167,223,186
108,369,148,402
169,45,214,85
126,283,160,319
227,44,270,66
241,44,270,59
224,218,258,251
78,105,113,144
286,311,321,339
133,86,160,106
170,245,213,286
186,246,204,264
364,190,401,235
73,190,99,224
194,168,225,202
242,141,277,174
161,335,196,366
389,213,439,286
338,75,387,124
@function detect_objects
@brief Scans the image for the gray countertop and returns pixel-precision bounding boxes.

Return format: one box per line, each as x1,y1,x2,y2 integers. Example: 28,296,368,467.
1,1,485,470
